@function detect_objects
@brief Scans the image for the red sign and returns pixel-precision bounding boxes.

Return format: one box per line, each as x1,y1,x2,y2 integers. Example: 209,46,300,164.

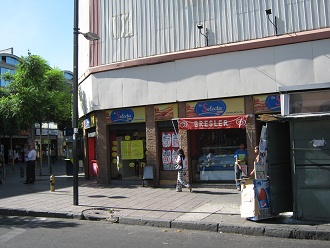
177,115,248,130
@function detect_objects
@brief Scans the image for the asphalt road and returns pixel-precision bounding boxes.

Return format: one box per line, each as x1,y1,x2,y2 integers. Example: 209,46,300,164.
0,216,329,248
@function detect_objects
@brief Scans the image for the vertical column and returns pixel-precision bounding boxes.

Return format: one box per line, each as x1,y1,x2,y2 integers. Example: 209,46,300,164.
244,96,258,175
95,110,110,184
146,105,159,186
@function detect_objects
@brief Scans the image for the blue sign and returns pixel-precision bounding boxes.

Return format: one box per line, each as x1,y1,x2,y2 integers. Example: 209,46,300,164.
194,100,227,117
265,95,281,112
110,109,135,123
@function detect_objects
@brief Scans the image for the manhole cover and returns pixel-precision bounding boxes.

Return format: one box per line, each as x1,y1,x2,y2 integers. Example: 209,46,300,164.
82,208,118,222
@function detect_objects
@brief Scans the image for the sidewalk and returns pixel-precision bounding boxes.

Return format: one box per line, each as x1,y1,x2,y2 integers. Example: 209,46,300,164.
0,160,329,241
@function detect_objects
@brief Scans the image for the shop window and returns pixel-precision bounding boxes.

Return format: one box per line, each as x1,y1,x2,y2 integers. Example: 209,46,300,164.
192,129,246,181
290,90,330,114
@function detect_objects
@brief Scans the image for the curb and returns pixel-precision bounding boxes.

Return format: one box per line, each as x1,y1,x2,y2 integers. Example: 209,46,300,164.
1,208,329,241
0,208,81,220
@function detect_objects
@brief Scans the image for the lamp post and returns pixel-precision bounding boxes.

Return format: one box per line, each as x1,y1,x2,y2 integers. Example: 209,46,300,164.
73,0,99,205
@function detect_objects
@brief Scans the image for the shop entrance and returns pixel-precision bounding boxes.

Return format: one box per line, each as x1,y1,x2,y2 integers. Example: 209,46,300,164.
267,121,292,215
109,124,146,182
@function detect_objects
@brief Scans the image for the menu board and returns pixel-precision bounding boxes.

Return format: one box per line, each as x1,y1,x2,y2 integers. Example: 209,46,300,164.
121,140,144,159
162,132,180,170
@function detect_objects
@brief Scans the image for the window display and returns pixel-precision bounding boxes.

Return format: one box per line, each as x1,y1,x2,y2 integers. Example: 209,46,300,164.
162,131,180,170
198,146,237,181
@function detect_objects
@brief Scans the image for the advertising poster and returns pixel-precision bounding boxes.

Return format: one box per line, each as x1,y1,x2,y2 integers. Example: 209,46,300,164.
162,132,179,170
154,103,178,121
253,94,281,114
120,140,144,160
253,179,272,220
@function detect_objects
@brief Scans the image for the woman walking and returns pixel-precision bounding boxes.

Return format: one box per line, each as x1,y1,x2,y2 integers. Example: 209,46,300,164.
175,149,192,192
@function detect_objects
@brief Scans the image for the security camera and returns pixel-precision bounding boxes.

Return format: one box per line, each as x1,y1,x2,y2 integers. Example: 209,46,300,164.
265,9,272,15
197,24,203,29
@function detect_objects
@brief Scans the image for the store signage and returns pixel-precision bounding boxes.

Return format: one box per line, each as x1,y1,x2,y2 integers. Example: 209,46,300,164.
106,107,146,124
254,94,281,114
194,100,226,116
186,97,245,117
35,129,58,136
178,115,248,130
110,109,134,123
84,115,95,129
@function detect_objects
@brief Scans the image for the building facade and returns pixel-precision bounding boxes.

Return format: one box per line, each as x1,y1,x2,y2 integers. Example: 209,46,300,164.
78,0,330,220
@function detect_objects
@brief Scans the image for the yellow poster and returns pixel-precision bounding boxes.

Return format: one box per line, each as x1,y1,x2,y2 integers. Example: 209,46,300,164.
186,97,245,117
121,140,144,160
154,103,178,121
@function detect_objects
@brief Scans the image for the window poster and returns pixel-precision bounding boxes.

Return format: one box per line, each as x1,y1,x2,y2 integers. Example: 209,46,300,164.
162,132,180,170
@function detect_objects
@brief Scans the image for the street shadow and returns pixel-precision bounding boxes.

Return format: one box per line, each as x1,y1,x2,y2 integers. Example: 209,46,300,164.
192,190,238,195
0,161,86,199
88,195,128,199
0,216,81,230
253,215,330,226
78,204,240,216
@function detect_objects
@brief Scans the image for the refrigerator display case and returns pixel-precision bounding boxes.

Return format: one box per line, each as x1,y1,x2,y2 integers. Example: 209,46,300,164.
197,146,237,181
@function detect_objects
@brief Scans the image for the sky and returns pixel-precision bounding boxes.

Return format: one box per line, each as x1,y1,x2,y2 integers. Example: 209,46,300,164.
0,0,74,71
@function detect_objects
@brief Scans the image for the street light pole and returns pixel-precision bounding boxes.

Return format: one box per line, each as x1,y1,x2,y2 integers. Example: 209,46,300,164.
73,0,79,206
73,0,99,206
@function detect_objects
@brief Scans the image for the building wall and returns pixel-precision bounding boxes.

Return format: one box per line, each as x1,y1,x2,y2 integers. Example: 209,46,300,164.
98,0,330,64
78,36,330,117
78,0,330,85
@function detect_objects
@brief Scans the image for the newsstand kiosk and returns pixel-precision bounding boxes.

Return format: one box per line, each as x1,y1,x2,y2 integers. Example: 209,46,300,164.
240,125,277,221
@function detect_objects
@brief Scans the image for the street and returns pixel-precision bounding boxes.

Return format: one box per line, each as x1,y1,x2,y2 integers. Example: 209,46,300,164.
0,216,328,248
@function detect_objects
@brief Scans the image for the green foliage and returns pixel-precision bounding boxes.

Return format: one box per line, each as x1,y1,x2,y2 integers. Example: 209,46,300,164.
0,52,72,137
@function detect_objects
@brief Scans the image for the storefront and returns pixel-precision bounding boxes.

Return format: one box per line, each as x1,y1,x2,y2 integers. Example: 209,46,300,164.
106,107,147,183
161,97,250,184
179,115,248,183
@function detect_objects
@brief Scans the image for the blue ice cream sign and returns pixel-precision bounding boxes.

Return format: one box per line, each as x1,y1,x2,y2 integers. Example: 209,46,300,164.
194,100,227,117
265,95,281,112
110,109,135,123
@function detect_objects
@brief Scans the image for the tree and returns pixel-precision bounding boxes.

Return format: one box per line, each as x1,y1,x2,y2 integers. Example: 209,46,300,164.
0,52,72,175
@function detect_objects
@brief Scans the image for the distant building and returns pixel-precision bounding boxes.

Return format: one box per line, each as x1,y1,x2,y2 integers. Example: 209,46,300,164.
0,48,19,87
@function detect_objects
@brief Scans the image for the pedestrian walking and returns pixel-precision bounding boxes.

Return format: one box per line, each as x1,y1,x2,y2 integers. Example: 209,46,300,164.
175,149,192,192
24,145,37,184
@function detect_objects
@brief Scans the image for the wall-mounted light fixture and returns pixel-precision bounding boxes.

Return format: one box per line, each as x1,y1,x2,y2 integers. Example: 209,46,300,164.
197,24,209,46
265,9,278,35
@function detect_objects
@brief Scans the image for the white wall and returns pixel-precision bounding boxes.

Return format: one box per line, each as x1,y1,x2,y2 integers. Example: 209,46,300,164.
78,39,330,117
98,0,330,65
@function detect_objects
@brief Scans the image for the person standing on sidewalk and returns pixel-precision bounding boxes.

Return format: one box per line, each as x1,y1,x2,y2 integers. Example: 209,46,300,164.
234,143,248,191
25,145,37,184
175,149,192,192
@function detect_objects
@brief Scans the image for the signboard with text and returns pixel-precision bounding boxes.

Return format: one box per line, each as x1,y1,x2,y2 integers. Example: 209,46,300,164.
106,107,146,124
186,97,244,117
178,115,248,130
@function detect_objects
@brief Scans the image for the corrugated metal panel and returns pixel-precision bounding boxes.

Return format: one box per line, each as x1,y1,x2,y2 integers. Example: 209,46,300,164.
99,0,330,65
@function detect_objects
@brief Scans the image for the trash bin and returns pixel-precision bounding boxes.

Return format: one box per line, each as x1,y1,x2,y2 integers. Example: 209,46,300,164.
64,159,73,176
